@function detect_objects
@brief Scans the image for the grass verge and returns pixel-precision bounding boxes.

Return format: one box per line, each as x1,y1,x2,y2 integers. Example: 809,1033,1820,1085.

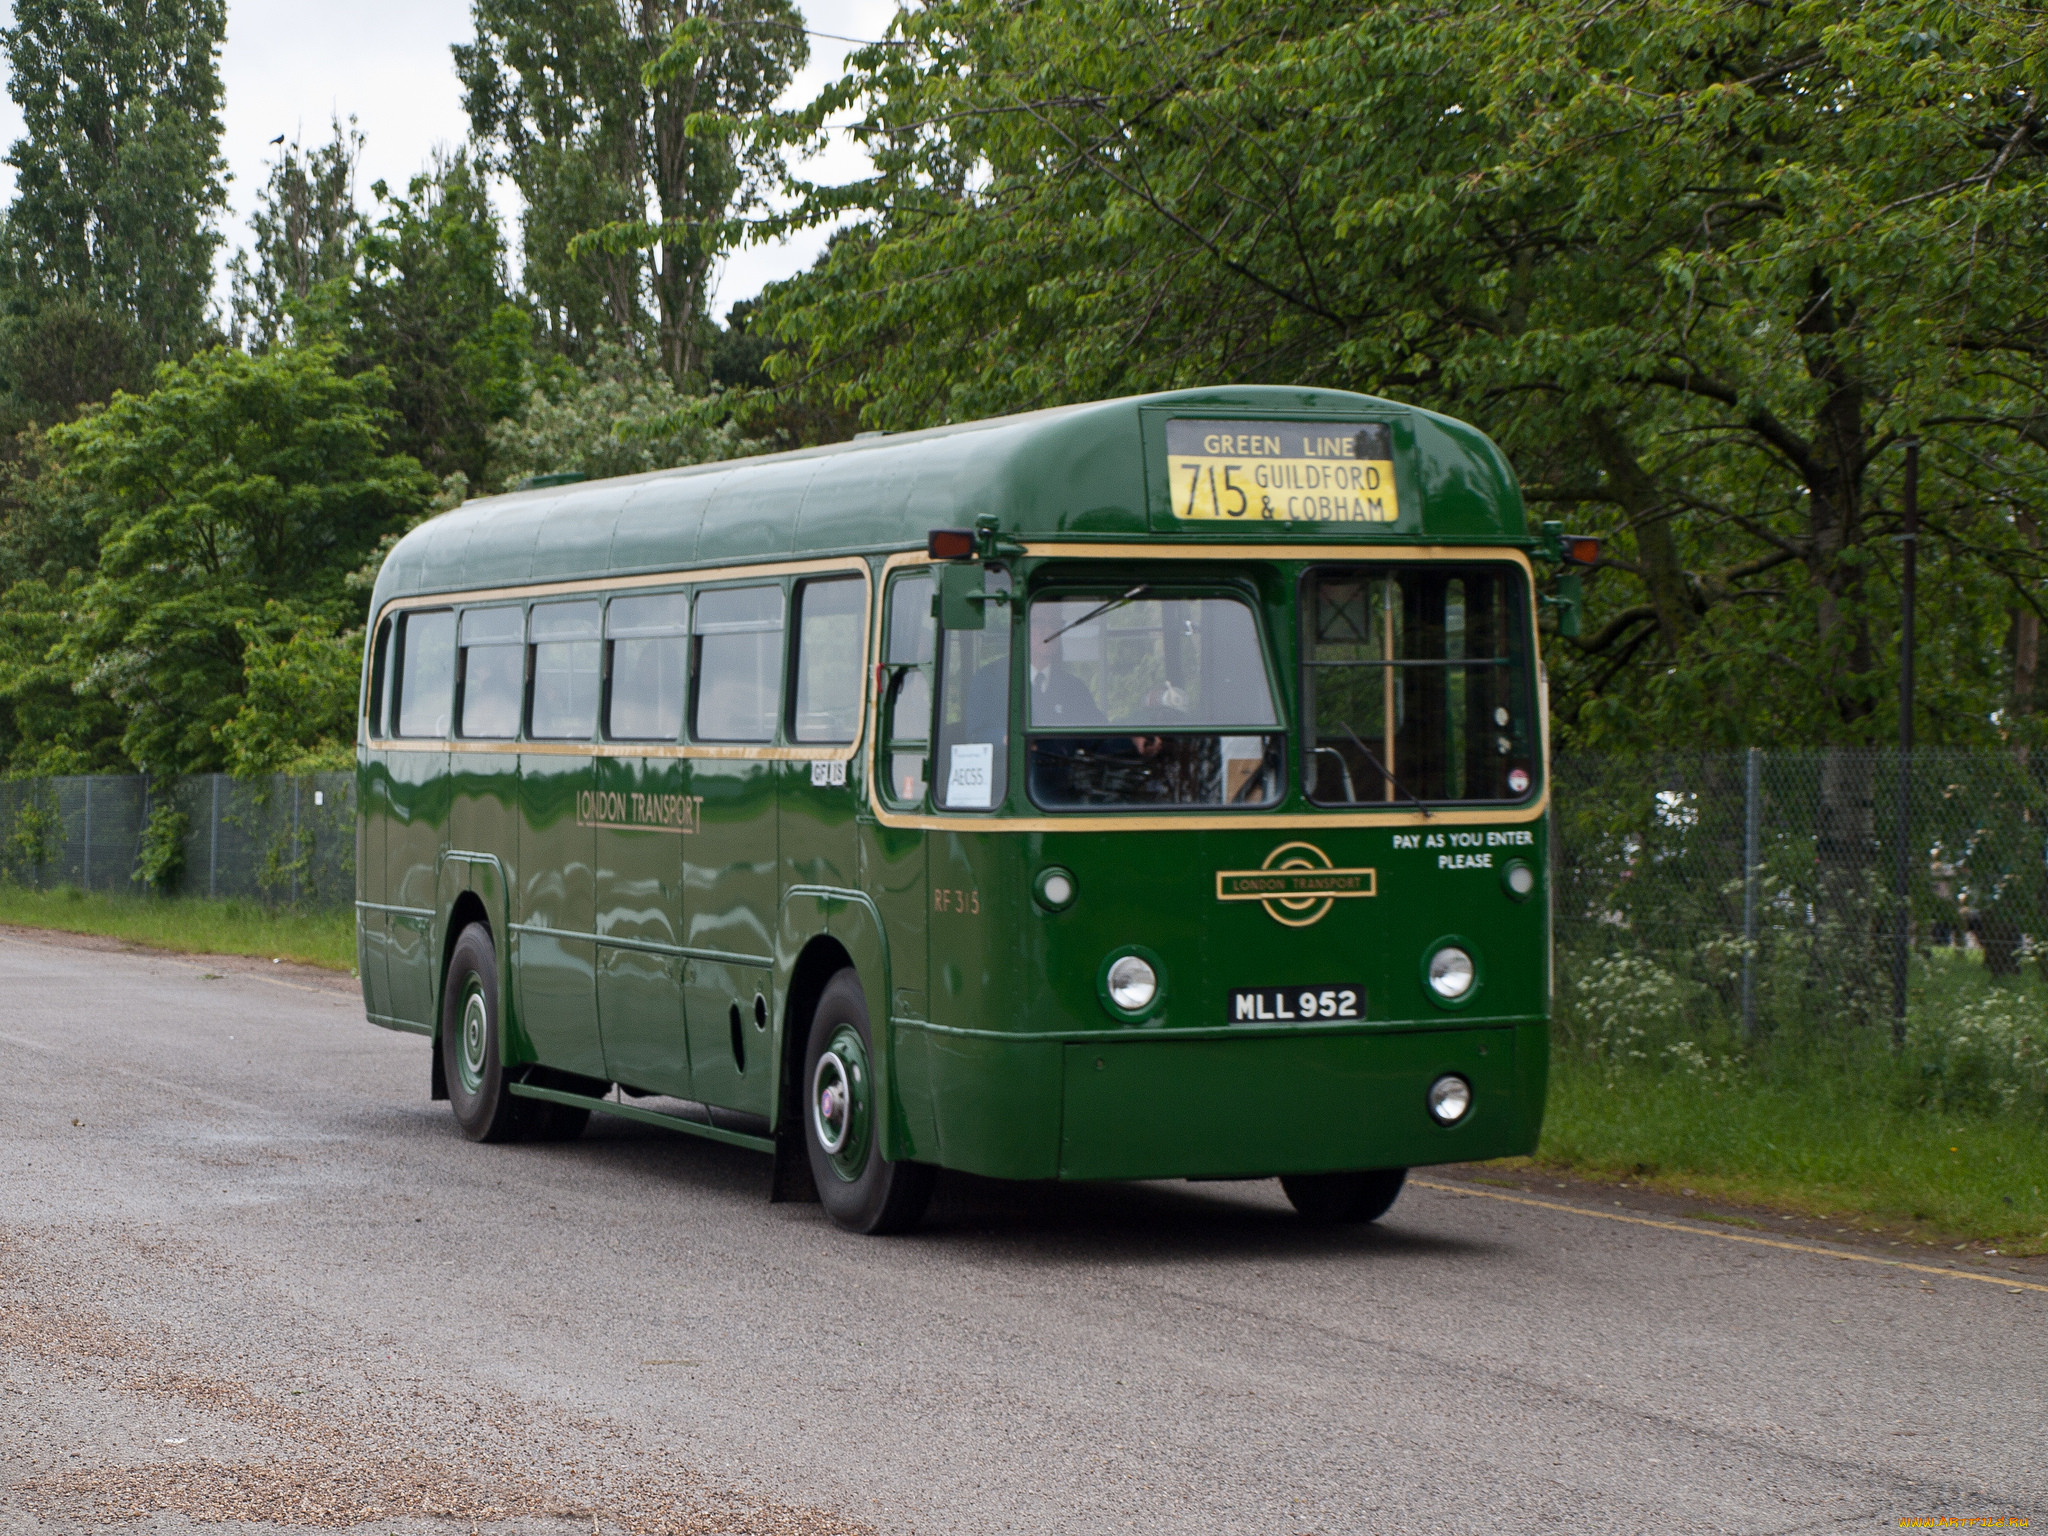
1533,1045,2048,1254
0,884,354,972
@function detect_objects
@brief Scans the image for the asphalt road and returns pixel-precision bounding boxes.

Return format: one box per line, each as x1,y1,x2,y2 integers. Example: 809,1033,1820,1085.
2,927,2043,1536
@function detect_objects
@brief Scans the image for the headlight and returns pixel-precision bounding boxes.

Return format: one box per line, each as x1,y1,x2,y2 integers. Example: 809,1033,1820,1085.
1427,946,1475,1000
1427,1074,1473,1125
1106,954,1158,1012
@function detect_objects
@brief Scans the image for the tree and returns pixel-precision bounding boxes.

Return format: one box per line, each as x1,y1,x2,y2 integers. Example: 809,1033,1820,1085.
1,0,228,361
46,343,433,772
229,119,365,352
456,0,808,384
298,152,532,485
486,339,758,488
761,0,2048,755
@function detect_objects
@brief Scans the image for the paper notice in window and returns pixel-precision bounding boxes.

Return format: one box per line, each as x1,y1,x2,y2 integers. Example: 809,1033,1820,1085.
945,743,995,808
1221,736,1265,802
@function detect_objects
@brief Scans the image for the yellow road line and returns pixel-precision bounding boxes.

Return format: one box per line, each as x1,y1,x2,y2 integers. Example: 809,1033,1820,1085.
1411,1179,2048,1295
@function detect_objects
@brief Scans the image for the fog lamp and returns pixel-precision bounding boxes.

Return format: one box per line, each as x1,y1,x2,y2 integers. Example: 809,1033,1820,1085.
1427,946,1475,1000
1427,1074,1473,1125
1106,954,1158,1013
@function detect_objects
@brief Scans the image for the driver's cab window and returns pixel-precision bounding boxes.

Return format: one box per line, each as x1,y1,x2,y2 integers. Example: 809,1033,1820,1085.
882,572,935,805
1024,588,1283,810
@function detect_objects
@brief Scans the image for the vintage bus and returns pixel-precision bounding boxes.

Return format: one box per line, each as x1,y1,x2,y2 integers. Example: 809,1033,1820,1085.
355,386,1566,1233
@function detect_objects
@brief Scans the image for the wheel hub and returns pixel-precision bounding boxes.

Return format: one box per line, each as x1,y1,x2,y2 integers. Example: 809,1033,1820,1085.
458,981,488,1091
809,1026,871,1180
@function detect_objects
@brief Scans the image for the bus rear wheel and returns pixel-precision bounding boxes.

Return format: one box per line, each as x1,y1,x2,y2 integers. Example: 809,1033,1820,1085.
441,923,523,1143
803,968,934,1235
1281,1168,1407,1224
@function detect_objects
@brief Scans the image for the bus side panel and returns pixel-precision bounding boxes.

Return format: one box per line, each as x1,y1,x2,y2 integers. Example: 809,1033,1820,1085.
918,1028,1063,1179
595,753,689,1098
682,757,777,1117
859,816,931,1161
385,745,448,1029
924,830,1062,1175
515,749,605,1079
1057,1024,1534,1181
356,752,393,1021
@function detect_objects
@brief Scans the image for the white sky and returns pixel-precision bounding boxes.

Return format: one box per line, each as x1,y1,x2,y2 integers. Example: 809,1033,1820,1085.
0,0,897,324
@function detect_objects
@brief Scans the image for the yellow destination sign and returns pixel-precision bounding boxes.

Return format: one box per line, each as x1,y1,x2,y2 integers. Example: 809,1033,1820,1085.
1166,419,1397,523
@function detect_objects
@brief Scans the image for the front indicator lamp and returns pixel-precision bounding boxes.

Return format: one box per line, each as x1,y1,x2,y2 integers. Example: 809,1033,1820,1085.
1426,946,1476,1001
1502,860,1536,901
1034,866,1076,911
1427,1074,1473,1126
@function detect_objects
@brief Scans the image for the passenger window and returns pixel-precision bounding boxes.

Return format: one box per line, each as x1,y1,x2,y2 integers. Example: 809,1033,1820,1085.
367,616,394,736
394,610,455,738
529,600,601,740
791,578,865,744
693,585,784,742
934,568,1011,809
606,591,689,741
458,606,524,739
882,573,935,804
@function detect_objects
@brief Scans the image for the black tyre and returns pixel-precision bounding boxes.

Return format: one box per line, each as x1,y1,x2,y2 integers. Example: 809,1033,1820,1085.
1281,1168,1407,1224
802,967,934,1234
440,923,523,1143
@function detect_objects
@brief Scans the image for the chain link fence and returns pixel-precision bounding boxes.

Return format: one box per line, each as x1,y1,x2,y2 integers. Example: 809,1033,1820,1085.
1553,750,2048,1046
0,773,355,908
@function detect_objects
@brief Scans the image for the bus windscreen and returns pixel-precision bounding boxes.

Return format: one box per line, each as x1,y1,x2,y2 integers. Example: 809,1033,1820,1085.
1303,564,1536,805
1024,592,1283,810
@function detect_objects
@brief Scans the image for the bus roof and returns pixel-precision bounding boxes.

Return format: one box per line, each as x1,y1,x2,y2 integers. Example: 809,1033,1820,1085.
368,385,1526,608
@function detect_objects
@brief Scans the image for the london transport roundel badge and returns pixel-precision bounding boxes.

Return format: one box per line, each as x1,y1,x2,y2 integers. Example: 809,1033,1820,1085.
1213,841,1377,928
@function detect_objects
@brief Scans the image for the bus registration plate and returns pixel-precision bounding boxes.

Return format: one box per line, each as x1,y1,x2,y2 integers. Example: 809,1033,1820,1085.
1229,986,1364,1024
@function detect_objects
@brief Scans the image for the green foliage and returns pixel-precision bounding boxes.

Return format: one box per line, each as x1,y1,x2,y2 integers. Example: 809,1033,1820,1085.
229,119,365,353
764,0,2048,751
0,881,355,969
486,342,759,488
457,0,808,384
0,790,56,882
134,799,188,892
1,0,228,361
298,153,531,485
214,604,362,776
45,342,432,772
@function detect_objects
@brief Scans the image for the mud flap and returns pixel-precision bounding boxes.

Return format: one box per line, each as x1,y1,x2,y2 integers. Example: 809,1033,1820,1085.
769,1128,820,1203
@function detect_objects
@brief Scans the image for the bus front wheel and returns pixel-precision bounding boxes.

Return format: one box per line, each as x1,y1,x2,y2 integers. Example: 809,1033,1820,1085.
1281,1168,1407,1224
441,923,523,1143
803,968,934,1235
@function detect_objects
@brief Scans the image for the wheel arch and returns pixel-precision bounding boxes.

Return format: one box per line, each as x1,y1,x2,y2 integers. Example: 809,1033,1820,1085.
779,933,855,1142
432,890,491,1100
776,886,897,1152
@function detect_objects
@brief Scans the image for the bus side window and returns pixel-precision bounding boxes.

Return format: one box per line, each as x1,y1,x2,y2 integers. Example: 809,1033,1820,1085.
367,616,393,737
394,610,455,738
605,591,689,741
457,606,525,739
933,567,1012,810
693,584,784,742
791,577,865,744
882,572,935,805
529,600,602,740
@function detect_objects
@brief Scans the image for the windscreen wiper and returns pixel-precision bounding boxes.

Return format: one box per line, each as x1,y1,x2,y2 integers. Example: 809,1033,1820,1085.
1044,585,1149,644
1343,724,1432,817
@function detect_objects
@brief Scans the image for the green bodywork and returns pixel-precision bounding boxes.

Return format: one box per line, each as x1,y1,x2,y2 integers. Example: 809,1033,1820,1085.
357,385,1551,1181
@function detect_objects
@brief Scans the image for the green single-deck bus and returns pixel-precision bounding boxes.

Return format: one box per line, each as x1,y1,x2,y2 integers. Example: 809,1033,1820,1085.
356,386,1563,1233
